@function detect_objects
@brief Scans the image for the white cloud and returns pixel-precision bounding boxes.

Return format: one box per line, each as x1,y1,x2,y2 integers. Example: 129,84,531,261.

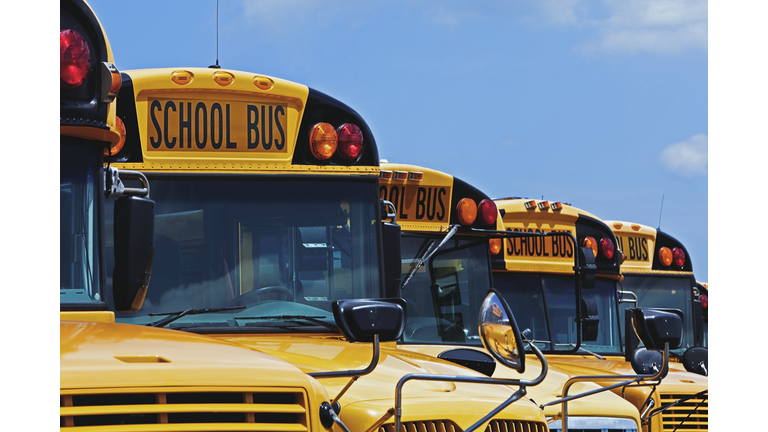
660,133,708,177
533,0,707,55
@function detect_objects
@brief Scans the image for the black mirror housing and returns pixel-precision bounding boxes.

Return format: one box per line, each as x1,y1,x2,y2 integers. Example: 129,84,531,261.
629,308,684,350
332,298,406,343
580,297,600,341
438,348,497,377
682,346,708,376
112,196,155,312
578,247,596,291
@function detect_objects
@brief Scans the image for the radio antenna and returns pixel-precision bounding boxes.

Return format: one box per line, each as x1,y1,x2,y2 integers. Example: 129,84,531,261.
209,0,220,68
657,194,665,229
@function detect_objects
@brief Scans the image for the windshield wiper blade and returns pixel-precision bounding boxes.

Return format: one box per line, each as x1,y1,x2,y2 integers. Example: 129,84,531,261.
554,343,605,360
148,306,245,328
401,224,459,289
235,315,339,332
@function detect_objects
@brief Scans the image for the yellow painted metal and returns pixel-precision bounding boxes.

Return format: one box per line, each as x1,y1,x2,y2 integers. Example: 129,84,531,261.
60,311,115,323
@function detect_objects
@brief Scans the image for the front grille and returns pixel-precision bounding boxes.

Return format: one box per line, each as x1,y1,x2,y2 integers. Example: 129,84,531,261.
659,392,708,431
60,388,308,431
380,420,462,432
487,419,548,432
379,420,548,432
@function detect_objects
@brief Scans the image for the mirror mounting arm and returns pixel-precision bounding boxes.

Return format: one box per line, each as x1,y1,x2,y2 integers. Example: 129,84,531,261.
308,334,380,406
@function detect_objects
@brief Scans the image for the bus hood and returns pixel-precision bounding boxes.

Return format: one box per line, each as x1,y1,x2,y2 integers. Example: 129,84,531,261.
215,334,540,406
399,344,641,424
61,321,318,390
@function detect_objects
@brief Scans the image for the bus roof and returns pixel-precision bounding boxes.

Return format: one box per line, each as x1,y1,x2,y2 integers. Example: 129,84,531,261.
606,220,693,273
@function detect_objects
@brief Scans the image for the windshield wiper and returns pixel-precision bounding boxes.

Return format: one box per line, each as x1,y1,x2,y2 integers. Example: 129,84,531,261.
401,224,459,289
148,306,245,328
235,315,340,332
554,343,605,360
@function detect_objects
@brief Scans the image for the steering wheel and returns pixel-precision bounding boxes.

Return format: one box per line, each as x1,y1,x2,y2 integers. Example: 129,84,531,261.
228,286,294,306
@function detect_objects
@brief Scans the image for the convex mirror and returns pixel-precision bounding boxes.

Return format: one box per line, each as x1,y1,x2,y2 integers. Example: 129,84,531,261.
478,289,525,373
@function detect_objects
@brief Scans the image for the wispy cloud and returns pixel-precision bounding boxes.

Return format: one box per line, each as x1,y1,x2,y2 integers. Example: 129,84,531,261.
660,133,708,177
534,0,707,55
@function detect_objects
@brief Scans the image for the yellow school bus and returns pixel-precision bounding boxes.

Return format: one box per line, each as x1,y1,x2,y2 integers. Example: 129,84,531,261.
60,2,370,430
379,163,642,432
104,67,549,431
492,199,708,431
608,221,708,373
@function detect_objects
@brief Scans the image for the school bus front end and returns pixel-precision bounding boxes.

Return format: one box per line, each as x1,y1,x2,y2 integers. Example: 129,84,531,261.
492,199,707,431
379,163,641,432
105,68,549,432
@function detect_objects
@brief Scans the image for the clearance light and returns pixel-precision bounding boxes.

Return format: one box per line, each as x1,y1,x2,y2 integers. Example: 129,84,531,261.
101,62,121,103
551,202,563,211
213,71,235,86
309,122,338,160
171,70,194,85
393,171,408,180
701,294,708,309
104,116,127,156
408,172,423,181
489,238,502,255
613,222,623,229
673,247,686,267
538,201,550,210
60,29,91,91
599,237,615,260
380,170,393,180
457,198,478,226
524,200,536,210
253,75,274,90
337,123,364,160
659,247,673,267
477,199,498,227
631,224,641,231
582,237,598,258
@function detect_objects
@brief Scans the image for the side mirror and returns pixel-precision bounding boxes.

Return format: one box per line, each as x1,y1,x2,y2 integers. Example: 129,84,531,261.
682,346,708,376
578,246,596,291
478,289,525,373
112,196,155,312
333,298,406,343
580,297,599,341
629,308,684,350
381,200,402,297
438,348,497,377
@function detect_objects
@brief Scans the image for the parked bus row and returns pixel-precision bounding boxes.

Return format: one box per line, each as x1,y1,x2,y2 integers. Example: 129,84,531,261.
61,1,706,430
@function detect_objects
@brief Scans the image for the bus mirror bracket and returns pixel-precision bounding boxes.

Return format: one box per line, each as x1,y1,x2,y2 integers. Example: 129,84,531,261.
309,299,406,409
577,246,596,291
580,297,599,342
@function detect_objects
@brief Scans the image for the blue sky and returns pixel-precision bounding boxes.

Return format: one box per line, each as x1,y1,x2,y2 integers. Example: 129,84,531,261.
88,0,708,280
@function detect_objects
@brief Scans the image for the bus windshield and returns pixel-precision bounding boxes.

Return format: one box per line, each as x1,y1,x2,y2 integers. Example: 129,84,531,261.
109,176,381,331
60,143,102,304
493,273,624,355
619,275,696,355
399,235,492,346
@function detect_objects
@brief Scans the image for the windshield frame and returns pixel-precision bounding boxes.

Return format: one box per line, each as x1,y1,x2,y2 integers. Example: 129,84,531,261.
108,173,383,334
60,138,108,311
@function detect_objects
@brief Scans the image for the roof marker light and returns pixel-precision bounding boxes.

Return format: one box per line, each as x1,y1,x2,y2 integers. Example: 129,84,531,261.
659,247,673,267
171,70,194,85
582,237,598,258
538,201,550,210
524,200,536,210
380,170,393,180
673,247,686,268
213,71,235,86
393,171,408,180
253,75,274,90
477,199,498,227
631,224,641,231
613,222,623,229
408,172,423,181
337,123,364,161
309,122,337,160
457,198,478,226
60,29,91,91
551,202,563,211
